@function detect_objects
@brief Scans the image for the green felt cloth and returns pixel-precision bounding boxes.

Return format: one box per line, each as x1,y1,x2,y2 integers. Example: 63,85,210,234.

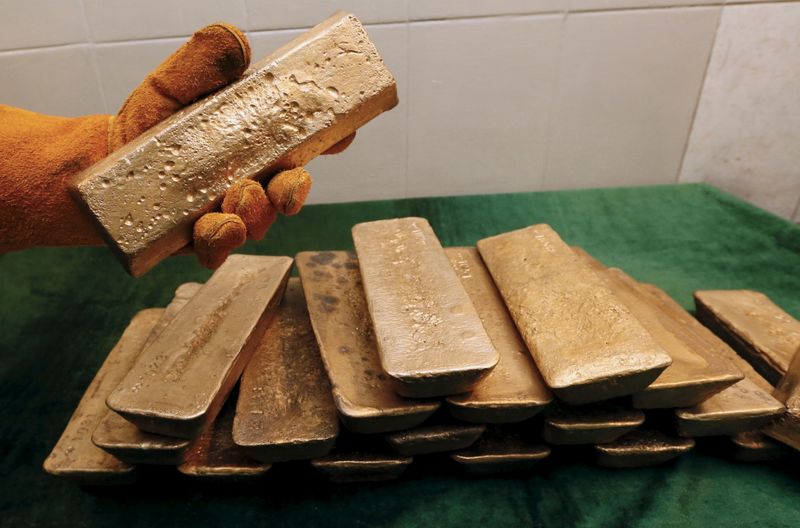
1,183,799,527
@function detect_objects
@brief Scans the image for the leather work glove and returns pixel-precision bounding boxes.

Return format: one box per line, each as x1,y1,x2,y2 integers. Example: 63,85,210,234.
0,23,354,270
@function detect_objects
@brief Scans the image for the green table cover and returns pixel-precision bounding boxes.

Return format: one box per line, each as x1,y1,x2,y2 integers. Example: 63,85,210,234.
1,183,799,527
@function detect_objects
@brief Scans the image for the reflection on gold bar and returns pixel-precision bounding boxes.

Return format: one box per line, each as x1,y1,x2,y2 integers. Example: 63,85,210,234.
694,290,800,385
542,401,645,445
599,268,742,409
444,247,552,423
595,430,694,468
729,431,794,463
352,218,499,397
178,394,270,479
233,279,339,462
311,435,412,483
477,225,671,404
637,284,785,437
71,12,398,276
296,251,440,433
764,347,800,451
385,423,486,456
450,427,551,475
92,283,201,465
108,255,291,439
43,310,162,484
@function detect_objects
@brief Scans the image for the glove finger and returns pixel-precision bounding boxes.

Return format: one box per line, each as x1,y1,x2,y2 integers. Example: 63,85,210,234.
322,132,356,155
267,167,312,216
193,212,247,269
111,23,251,150
221,179,277,240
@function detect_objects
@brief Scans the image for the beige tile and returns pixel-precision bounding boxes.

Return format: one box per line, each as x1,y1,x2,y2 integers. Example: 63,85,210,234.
0,45,105,116
543,7,719,190
679,3,800,219
246,0,408,31
0,0,87,50
407,16,562,198
246,29,303,60
568,0,722,11
84,0,247,42
409,0,563,20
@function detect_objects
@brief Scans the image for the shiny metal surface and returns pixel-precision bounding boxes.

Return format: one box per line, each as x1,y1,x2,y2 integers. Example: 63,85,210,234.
542,401,645,445
450,427,550,475
595,430,695,468
385,423,486,456
764,346,800,451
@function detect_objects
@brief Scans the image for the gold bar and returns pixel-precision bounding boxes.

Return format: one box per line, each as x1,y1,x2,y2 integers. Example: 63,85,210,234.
233,278,339,462
43,309,162,484
352,218,499,398
178,393,270,479
107,255,292,438
764,347,800,451
476,224,671,404
92,283,202,464
542,401,645,445
71,12,398,276
728,431,794,463
444,247,552,423
295,251,440,433
599,268,742,408
694,290,800,385
595,430,695,468
450,428,551,475
311,434,412,483
637,284,785,436
385,423,486,456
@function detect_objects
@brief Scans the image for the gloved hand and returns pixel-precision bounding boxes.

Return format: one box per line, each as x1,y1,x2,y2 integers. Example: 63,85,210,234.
0,23,354,269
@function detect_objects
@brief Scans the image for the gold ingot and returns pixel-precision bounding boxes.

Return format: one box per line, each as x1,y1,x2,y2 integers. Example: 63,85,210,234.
43,309,162,484
596,267,742,408
595,430,695,468
694,290,800,385
477,225,671,404
178,393,270,479
70,12,398,276
233,279,339,462
311,436,413,483
107,255,292,438
764,346,800,451
542,401,645,445
352,218,499,397
385,423,486,456
295,251,440,433
444,247,552,423
92,283,201,464
450,427,551,475
729,431,794,463
636,284,784,436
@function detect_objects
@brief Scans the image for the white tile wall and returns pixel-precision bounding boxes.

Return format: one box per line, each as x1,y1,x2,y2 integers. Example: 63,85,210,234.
0,0,87,50
568,0,722,11
408,0,563,20
543,7,719,190
246,0,408,30
679,3,800,219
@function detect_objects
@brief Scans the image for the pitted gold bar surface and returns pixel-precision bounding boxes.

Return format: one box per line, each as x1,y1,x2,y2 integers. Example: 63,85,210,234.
296,251,440,433
385,423,486,456
233,279,339,462
694,290,800,385
597,268,742,409
450,428,551,475
476,224,671,404
178,394,270,479
764,347,800,451
542,401,645,445
107,255,292,438
637,284,785,437
93,283,201,464
444,247,552,423
43,309,162,484
352,218,499,398
71,12,398,276
595,430,695,468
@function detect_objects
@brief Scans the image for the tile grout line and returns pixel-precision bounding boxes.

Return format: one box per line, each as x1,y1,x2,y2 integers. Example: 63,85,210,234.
403,0,411,199
77,0,110,115
539,9,569,191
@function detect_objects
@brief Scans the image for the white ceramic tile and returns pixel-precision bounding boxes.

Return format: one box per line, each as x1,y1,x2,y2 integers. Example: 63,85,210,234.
568,0,722,11
0,45,105,116
408,0,563,20
246,0,408,31
407,15,562,198
679,3,800,219
543,7,719,190
246,29,304,61
84,0,247,42
0,0,87,50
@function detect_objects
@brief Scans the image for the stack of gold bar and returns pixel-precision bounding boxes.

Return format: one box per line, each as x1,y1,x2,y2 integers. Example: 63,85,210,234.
44,218,800,485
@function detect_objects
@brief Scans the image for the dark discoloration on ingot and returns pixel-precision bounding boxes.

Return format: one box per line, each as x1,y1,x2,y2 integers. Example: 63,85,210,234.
444,247,552,423
477,225,672,404
296,251,440,434
385,423,486,456
764,346,800,451
595,430,695,468
107,255,292,439
233,279,339,462
542,401,645,445
450,427,551,475
352,218,499,398
728,431,795,462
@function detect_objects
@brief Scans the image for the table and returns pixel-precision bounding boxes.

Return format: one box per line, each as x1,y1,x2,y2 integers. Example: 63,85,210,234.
2,183,799,527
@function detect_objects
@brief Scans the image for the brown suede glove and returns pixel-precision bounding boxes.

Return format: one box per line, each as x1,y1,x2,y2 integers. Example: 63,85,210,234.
0,23,354,269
